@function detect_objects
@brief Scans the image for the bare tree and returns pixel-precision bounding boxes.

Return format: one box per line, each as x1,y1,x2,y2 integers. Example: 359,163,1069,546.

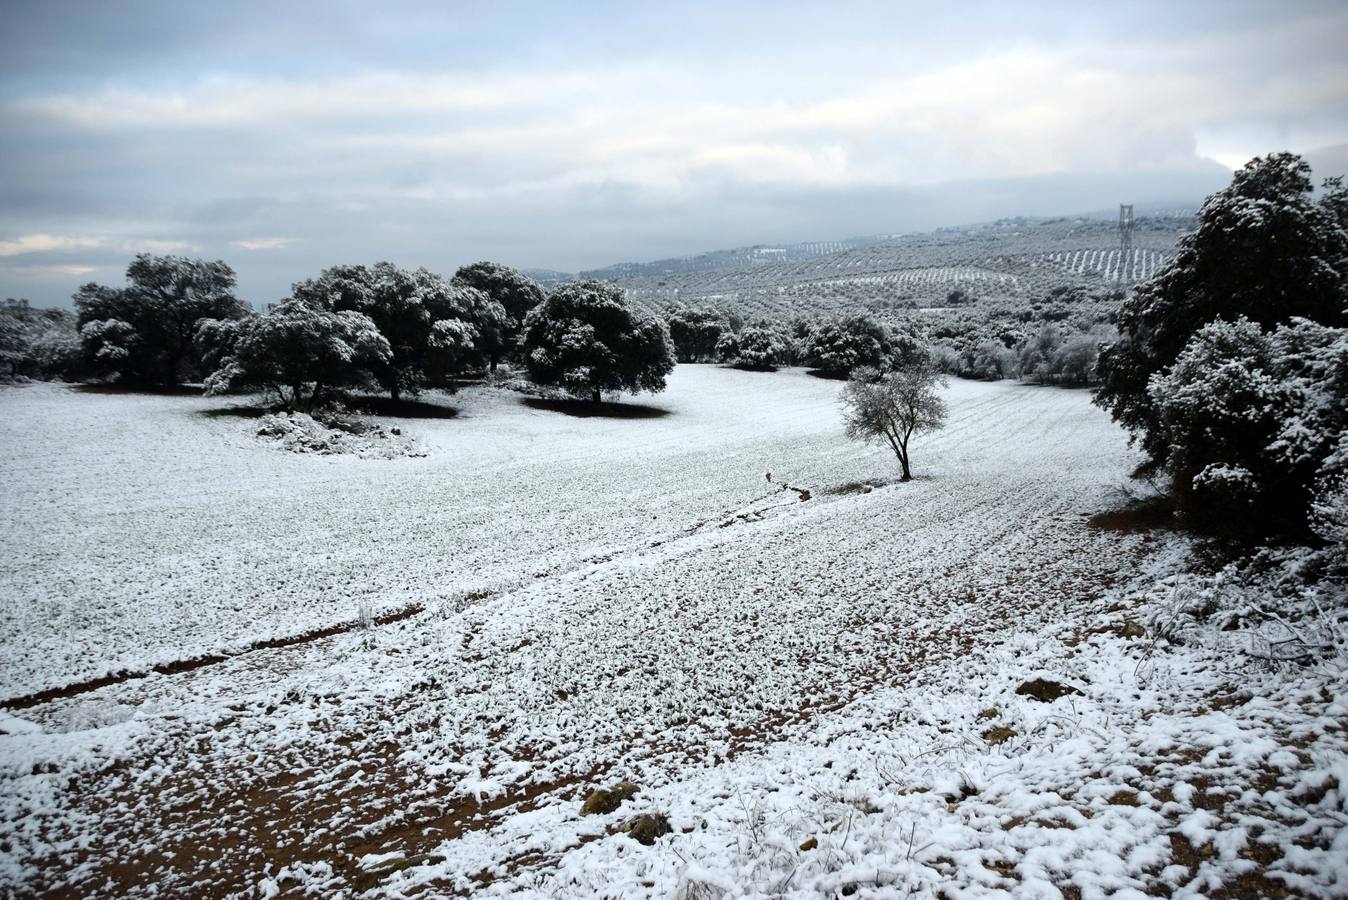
841,363,948,481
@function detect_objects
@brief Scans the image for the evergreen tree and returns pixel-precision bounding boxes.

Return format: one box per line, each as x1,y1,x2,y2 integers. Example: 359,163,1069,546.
520,281,675,403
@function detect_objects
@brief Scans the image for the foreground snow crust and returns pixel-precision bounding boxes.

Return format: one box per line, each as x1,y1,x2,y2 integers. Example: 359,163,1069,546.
0,368,1344,897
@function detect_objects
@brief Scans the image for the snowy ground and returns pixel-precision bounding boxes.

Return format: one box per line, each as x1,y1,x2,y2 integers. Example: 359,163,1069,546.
0,367,1344,897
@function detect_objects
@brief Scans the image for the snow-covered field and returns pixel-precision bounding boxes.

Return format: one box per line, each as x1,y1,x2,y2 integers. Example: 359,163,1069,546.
1,367,1344,897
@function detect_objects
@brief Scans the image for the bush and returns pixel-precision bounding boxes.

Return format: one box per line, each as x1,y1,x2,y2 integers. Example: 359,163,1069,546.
1148,316,1348,541
803,314,922,377
1097,153,1348,471
666,307,729,363
0,299,79,380
716,323,791,370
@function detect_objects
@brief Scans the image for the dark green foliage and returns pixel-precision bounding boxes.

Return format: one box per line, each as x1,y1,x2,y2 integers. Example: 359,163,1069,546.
1147,317,1348,540
292,262,506,400
520,280,676,402
198,300,391,410
0,299,79,380
665,306,728,362
75,255,252,385
1015,323,1115,386
803,314,924,377
715,321,791,370
452,261,546,369
1096,153,1348,470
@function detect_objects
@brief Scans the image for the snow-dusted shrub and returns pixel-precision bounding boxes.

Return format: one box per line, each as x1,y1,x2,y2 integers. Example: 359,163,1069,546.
0,299,79,380
520,280,676,402
666,306,730,362
1098,152,1348,471
1150,544,1348,664
199,299,391,410
716,323,790,370
1148,316,1348,540
803,314,920,377
75,254,251,386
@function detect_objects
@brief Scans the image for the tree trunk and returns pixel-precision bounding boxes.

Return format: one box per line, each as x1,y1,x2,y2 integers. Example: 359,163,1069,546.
592,387,601,403
390,382,401,403
898,440,912,482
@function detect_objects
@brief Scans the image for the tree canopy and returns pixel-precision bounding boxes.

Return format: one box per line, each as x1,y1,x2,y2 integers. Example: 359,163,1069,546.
666,307,729,363
75,254,252,385
841,361,948,481
452,261,545,369
292,262,505,400
199,300,390,410
520,280,676,402
1096,153,1348,470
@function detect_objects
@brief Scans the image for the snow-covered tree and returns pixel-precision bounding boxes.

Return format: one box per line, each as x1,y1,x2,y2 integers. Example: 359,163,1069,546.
804,315,924,378
1097,153,1348,471
520,280,676,403
1148,316,1348,539
0,299,78,380
804,315,890,377
199,300,390,410
75,255,251,385
716,323,791,370
452,261,546,370
841,361,948,481
666,307,729,362
292,262,505,401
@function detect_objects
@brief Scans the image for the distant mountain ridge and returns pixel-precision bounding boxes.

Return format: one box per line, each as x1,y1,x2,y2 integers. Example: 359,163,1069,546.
576,235,900,281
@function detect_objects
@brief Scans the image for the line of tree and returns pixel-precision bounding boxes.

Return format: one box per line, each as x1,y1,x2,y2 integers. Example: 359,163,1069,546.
46,254,676,410
665,307,932,378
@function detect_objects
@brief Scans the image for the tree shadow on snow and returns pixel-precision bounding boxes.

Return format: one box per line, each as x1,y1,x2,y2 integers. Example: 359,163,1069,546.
521,397,671,419
344,396,459,419
1086,494,1177,533
200,406,271,419
73,382,204,397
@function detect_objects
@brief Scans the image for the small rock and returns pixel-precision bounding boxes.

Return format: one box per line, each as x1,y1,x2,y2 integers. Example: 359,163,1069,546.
620,813,672,846
982,725,1016,746
799,837,818,851
977,707,999,721
580,781,639,816
1015,678,1081,702
1119,619,1146,639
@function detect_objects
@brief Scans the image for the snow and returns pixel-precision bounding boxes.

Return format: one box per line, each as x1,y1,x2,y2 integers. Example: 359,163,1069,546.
1,366,1344,896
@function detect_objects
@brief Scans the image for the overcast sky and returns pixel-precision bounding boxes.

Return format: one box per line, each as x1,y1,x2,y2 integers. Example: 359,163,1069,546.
2,0,1346,307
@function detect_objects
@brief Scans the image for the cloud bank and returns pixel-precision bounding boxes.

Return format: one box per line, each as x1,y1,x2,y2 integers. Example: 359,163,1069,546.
1,0,1346,306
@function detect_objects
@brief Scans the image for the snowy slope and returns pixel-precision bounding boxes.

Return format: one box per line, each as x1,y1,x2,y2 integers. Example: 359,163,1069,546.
1,369,1343,897
0,369,1115,700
